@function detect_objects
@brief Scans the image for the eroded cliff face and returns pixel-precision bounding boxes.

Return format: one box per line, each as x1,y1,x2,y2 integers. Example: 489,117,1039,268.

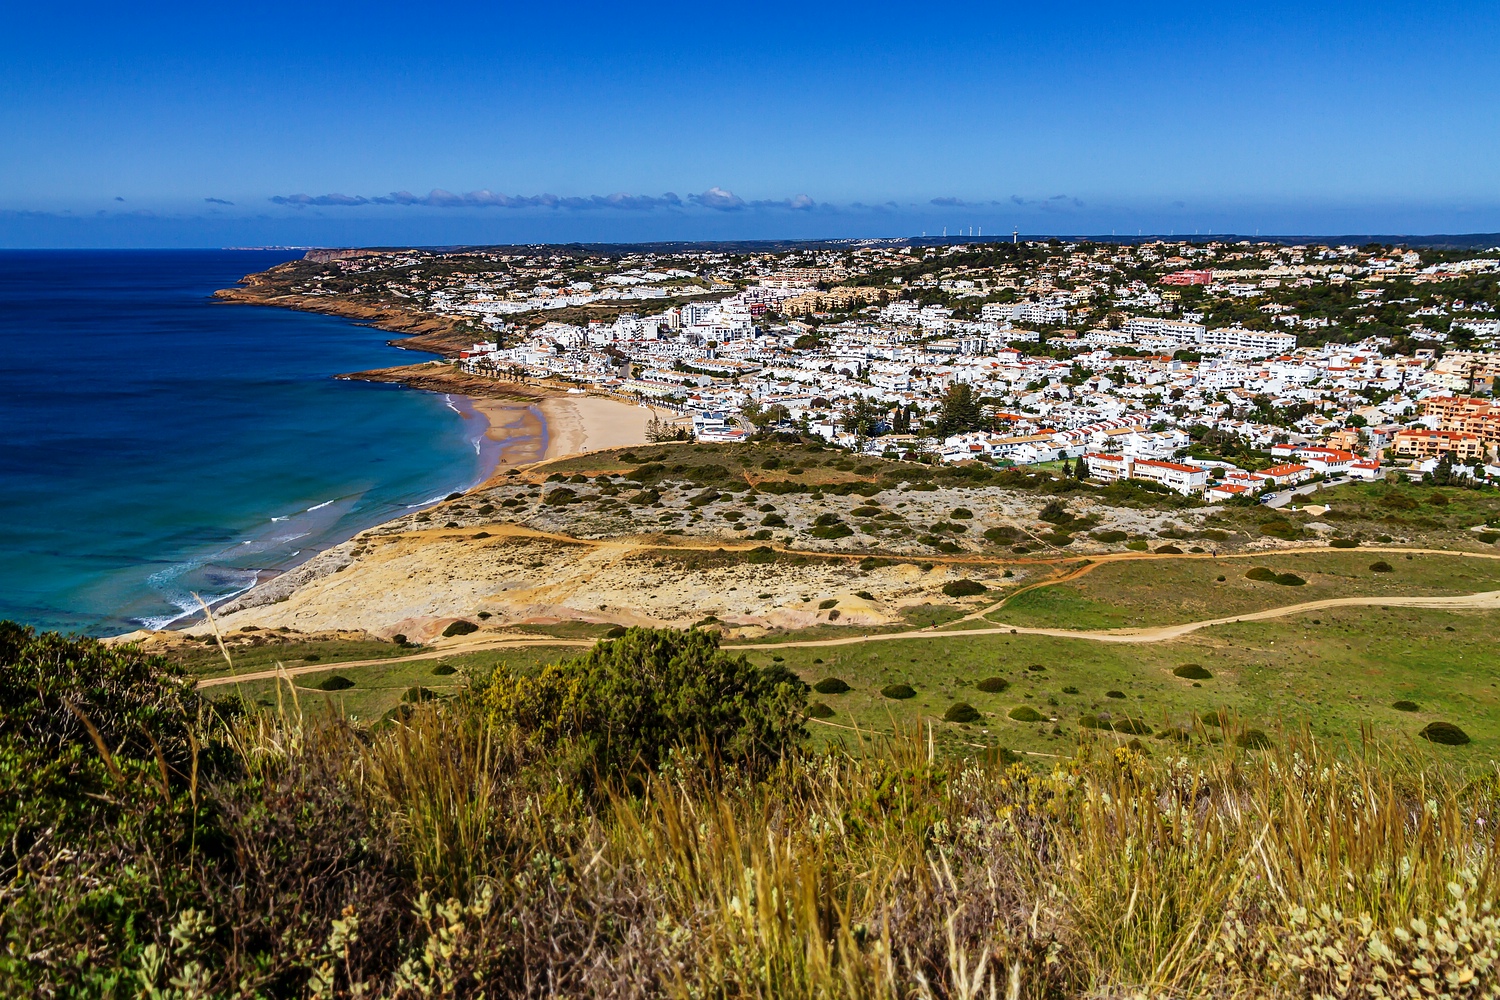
213,272,476,356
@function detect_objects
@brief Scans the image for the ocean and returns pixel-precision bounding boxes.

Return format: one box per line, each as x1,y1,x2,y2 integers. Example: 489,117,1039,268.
0,250,494,636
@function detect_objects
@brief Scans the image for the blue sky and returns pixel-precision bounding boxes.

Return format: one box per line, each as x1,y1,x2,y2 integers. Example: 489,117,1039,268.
4,1,1499,246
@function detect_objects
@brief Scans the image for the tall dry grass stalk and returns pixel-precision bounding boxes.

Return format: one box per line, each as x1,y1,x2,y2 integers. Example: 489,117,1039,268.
220,698,1499,997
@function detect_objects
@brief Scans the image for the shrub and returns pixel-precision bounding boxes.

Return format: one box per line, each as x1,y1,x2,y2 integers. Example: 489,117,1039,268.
950,507,974,519
390,633,408,646
827,610,841,621
1025,663,1046,672
810,522,854,539
401,686,437,703
1237,729,1273,749
316,674,355,691
760,513,786,526
881,683,917,700
813,677,850,694
1173,664,1213,680
1105,690,1127,699
1201,711,1224,727
1479,531,1500,544
1370,561,1394,573
542,487,577,505
1042,532,1074,547
1061,685,1079,694
442,620,479,638
432,663,457,676
1126,540,1149,551
1111,716,1152,736
1419,721,1471,745
1155,544,1182,555
485,627,808,778
976,676,1010,693
1008,705,1045,722
1329,538,1359,548
605,625,627,638
1093,530,1128,543
855,590,874,600
746,546,777,564
942,579,987,597
1274,573,1307,586
944,702,982,723
807,701,835,719
1078,713,1108,729
983,526,1019,544
818,598,838,610
1245,567,1278,582
1391,699,1419,712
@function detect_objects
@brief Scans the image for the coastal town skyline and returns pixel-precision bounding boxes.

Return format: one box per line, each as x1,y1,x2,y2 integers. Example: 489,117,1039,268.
5,2,1500,245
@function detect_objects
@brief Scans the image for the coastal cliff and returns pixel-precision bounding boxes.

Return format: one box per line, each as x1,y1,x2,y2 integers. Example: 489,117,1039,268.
213,261,478,356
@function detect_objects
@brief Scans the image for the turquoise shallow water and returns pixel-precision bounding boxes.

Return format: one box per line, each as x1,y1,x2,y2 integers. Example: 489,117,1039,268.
0,250,493,635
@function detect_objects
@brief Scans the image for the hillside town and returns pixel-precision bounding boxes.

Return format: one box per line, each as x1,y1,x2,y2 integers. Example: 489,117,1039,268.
287,238,1500,497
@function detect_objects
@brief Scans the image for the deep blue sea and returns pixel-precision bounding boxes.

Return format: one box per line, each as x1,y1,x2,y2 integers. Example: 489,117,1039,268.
0,250,493,636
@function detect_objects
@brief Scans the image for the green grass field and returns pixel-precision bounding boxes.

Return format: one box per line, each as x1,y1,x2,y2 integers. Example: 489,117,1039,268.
743,603,1499,762
992,549,1500,629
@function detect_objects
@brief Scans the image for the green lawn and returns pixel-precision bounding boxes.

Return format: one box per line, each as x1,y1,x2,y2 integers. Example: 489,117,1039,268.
992,549,1500,630
745,604,1500,763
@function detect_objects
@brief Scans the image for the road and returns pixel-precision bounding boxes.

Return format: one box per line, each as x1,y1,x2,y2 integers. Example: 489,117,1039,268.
196,573,1500,689
1261,475,1351,509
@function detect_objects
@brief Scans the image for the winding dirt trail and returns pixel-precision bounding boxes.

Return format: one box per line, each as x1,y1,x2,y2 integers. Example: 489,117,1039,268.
196,584,1500,689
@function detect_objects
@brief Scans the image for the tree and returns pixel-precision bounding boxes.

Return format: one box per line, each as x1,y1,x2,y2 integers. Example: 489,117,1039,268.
484,627,808,781
934,382,984,436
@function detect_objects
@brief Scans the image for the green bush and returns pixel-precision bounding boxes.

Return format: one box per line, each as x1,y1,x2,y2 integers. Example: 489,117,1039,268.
1061,685,1079,694
983,526,1019,544
1173,664,1213,680
606,625,628,638
1078,713,1108,730
818,598,838,610
316,674,355,691
976,676,1010,693
813,677,850,694
1391,699,1419,712
1093,530,1129,543
810,522,854,539
1155,544,1182,555
1126,540,1149,551
1111,717,1152,736
950,507,974,519
1274,573,1306,586
1105,690,1126,699
1237,729,1273,750
1201,711,1224,727
1479,531,1500,544
1419,721,1471,746
1329,538,1359,548
881,683,917,700
1245,567,1278,582
807,701,835,719
944,702,982,723
1008,705,1045,722
432,663,457,676
485,627,808,778
760,513,786,526
746,546,777,564
442,620,479,638
1370,561,1394,573
542,487,577,505
401,686,437,703
942,579,987,597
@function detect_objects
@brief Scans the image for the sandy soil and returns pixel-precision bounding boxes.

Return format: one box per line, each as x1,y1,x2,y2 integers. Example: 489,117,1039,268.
538,395,669,461
195,524,1017,643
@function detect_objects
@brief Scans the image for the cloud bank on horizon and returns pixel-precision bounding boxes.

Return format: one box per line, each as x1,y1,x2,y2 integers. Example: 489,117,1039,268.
266,187,819,212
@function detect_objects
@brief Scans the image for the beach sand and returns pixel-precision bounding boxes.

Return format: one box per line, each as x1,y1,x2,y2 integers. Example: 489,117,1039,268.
538,394,667,462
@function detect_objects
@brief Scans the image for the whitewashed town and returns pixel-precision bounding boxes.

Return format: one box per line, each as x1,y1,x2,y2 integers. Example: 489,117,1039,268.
295,237,1500,499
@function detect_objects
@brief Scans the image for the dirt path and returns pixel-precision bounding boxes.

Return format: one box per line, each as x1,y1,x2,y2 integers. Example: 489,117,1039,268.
196,585,1500,689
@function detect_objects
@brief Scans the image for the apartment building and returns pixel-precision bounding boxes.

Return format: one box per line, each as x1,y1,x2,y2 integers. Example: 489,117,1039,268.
1392,429,1485,461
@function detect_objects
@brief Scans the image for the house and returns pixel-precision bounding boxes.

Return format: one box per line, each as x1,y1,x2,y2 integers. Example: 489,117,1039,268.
1206,482,1252,502
1348,459,1383,481
1254,463,1314,487
1392,429,1485,461
1082,453,1208,495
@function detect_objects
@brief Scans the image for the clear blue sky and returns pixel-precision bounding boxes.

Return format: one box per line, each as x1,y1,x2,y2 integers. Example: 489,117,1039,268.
4,1,1499,246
